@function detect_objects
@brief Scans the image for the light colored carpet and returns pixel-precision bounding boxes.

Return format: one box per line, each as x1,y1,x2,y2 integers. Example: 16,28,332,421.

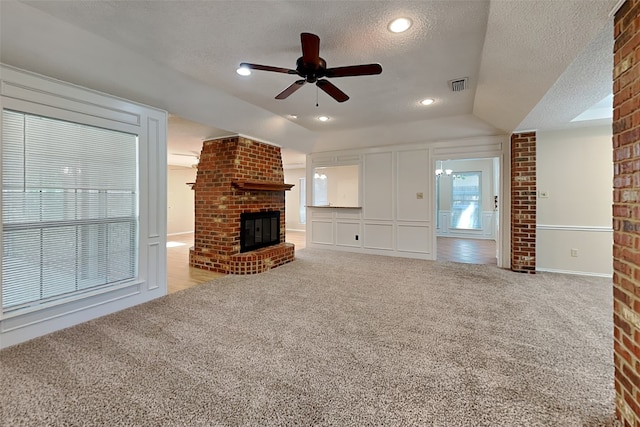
1,248,615,426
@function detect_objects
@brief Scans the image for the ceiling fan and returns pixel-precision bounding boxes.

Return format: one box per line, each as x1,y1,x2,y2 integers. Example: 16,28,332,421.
239,32,382,103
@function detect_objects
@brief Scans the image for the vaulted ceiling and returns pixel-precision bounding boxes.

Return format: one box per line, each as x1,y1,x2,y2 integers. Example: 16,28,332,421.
0,1,617,167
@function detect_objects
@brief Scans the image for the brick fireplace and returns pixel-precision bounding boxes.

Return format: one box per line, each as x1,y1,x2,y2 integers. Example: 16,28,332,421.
189,135,295,274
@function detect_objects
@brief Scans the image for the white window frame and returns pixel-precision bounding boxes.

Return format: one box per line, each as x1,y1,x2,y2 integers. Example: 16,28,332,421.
2,110,140,311
0,64,167,349
450,171,482,230
299,177,306,225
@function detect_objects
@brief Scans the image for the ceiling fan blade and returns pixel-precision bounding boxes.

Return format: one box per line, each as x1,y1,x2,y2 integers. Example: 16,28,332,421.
239,62,297,74
316,79,349,103
300,32,320,66
275,80,306,99
325,63,383,78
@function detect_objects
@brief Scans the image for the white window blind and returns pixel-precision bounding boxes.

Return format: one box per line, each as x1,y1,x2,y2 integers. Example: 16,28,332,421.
2,110,138,311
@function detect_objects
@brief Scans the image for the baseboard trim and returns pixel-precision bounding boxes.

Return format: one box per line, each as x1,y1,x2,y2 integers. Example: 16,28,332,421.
167,231,194,236
536,267,612,278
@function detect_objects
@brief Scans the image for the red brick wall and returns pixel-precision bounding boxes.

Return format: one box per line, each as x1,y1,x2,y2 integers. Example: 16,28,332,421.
189,136,294,274
613,1,640,424
510,132,536,273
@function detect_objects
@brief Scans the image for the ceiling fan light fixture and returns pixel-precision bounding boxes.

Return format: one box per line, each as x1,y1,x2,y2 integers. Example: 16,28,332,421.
318,115,330,122
388,18,412,33
236,66,251,76
420,98,435,106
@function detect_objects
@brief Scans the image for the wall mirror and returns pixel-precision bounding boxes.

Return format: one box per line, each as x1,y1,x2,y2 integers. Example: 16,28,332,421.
311,164,360,207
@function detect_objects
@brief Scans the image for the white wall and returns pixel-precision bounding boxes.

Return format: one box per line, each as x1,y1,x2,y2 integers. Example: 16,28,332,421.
167,166,196,235
536,125,613,276
284,168,306,231
0,65,167,348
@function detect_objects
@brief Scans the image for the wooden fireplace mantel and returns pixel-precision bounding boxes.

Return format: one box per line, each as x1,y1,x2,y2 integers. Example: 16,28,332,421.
231,181,294,191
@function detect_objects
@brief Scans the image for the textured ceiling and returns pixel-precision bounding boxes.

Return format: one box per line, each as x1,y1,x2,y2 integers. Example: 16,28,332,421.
1,1,618,167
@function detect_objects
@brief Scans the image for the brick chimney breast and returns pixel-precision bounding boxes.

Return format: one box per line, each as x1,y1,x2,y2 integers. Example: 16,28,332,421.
189,136,295,274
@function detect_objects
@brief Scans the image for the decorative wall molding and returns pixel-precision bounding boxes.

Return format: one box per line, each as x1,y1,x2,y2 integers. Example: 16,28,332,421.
536,224,613,232
437,210,497,239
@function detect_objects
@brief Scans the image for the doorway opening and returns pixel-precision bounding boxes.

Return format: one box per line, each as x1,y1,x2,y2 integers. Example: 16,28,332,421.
434,157,500,265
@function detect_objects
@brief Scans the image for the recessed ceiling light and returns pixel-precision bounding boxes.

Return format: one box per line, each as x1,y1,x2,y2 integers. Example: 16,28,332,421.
420,98,435,106
236,66,251,76
318,116,329,122
388,18,412,33
289,114,298,119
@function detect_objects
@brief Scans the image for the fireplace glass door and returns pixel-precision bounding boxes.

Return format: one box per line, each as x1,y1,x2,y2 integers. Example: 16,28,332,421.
240,211,280,253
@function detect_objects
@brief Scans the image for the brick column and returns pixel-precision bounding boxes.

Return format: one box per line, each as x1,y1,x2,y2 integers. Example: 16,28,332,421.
613,1,640,424
510,132,536,273
188,135,294,274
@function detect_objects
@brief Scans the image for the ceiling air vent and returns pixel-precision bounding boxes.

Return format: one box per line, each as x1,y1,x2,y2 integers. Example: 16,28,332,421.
449,78,468,92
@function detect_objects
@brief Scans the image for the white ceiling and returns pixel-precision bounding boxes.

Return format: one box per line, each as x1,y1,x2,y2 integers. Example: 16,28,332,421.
0,1,618,168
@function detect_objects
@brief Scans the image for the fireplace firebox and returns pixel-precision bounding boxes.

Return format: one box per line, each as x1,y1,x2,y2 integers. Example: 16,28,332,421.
240,211,280,253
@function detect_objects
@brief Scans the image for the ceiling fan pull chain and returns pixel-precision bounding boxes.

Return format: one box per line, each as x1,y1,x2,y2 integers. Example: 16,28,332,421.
316,85,319,107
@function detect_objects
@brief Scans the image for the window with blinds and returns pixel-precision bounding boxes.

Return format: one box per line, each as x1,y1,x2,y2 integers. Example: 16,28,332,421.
1,110,138,311
451,172,482,230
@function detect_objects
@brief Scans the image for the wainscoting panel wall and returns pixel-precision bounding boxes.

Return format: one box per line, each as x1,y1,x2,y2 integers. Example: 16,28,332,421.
397,150,430,221
436,210,498,239
310,210,334,245
336,222,361,247
307,137,507,261
363,223,394,250
363,152,393,221
397,224,431,254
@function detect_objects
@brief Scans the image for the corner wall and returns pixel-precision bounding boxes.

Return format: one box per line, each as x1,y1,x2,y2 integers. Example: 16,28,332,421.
284,168,306,231
536,126,613,276
167,166,196,235
613,1,640,424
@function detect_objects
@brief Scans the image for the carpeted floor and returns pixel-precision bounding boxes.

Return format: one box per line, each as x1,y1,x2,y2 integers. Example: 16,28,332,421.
0,248,615,426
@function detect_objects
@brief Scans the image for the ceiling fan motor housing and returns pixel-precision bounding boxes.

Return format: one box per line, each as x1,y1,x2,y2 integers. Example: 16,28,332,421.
296,56,326,83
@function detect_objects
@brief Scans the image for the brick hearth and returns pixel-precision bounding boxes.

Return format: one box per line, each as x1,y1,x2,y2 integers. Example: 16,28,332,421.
189,135,295,274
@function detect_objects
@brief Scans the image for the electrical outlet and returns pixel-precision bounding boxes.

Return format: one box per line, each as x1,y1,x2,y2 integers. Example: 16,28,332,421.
539,190,549,198
571,248,578,257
